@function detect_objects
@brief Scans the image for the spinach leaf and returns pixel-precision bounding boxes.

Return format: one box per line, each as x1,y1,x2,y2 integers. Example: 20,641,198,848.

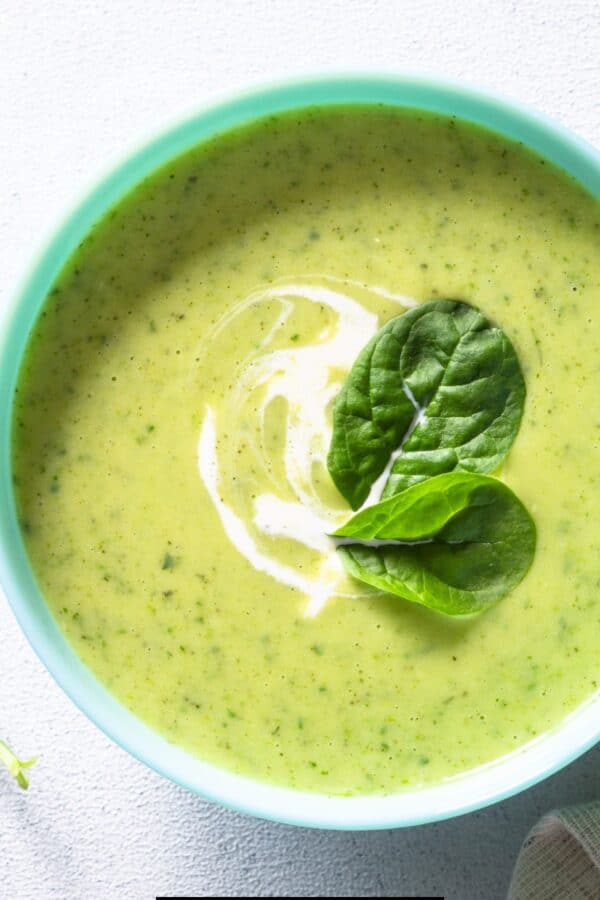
333,472,536,615
327,300,525,509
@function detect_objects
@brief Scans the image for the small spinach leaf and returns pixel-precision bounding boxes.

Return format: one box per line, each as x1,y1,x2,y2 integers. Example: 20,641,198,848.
327,300,525,509
334,472,536,615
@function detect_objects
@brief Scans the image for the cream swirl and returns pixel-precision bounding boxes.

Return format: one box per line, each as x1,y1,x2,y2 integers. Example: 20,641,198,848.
197,278,416,616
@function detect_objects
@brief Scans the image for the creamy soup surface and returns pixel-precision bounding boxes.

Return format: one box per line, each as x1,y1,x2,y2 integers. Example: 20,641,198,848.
12,107,600,795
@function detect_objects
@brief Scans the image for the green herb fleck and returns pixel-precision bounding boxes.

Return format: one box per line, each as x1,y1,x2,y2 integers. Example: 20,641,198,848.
161,552,176,570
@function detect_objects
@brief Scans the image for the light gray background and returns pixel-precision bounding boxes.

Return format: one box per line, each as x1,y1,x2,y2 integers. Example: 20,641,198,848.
1,1,599,898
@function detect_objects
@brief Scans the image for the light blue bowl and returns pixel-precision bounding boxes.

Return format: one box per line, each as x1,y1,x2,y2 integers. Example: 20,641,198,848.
1,75,599,830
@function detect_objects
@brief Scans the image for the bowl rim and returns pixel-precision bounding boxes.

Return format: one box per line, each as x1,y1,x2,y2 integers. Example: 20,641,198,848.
1,72,599,830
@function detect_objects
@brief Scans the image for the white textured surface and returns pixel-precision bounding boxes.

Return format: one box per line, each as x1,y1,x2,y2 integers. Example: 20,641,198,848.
1,1,599,897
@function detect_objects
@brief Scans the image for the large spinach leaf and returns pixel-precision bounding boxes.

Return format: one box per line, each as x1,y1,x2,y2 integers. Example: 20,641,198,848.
327,300,526,509
334,472,536,616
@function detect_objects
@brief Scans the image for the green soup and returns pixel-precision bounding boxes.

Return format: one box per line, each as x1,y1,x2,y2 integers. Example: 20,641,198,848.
12,107,600,796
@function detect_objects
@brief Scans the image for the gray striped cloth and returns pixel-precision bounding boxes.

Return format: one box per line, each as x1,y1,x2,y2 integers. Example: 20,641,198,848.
508,803,600,899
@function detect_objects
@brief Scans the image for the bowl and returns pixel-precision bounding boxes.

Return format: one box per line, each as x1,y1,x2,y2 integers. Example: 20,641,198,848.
1,74,599,830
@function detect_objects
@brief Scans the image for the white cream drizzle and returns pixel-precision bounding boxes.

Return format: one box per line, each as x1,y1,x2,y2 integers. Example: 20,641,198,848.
196,278,417,616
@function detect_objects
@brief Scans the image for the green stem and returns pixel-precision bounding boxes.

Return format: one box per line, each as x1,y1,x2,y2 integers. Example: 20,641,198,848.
0,739,37,789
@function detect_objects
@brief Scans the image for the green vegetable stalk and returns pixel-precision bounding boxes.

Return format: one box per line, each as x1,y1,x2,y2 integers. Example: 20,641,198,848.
0,739,36,789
